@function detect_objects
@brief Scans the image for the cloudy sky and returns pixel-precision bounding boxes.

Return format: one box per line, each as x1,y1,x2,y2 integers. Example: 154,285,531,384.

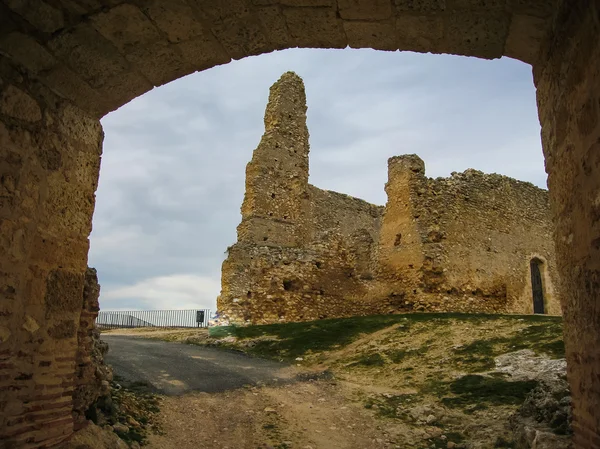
88,48,545,313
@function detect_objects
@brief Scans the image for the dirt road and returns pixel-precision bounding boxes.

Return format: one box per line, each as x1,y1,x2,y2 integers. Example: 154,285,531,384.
102,335,296,395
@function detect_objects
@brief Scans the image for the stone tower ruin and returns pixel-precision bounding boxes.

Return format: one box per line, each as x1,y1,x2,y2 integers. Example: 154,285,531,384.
236,71,310,248
217,72,561,325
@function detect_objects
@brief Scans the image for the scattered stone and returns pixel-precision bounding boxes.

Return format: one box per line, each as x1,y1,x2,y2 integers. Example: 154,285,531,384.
510,378,572,448
112,423,129,435
425,414,437,424
59,423,128,449
494,350,567,384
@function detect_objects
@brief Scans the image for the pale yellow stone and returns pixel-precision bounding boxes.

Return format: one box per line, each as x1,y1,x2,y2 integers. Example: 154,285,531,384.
22,315,40,334
0,325,11,342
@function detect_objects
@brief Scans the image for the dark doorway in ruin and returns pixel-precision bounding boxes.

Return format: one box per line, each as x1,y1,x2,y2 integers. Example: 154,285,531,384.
530,258,545,314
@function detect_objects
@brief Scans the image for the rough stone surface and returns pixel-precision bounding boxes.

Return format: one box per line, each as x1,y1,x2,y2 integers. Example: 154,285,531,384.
495,349,567,383
534,1,600,447
218,73,561,324
72,268,113,429
57,422,128,449
0,56,103,448
509,376,572,448
0,1,558,118
0,84,42,122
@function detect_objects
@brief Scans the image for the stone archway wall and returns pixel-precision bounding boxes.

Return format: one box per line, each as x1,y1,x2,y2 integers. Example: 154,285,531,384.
0,0,556,119
534,2,600,447
0,1,598,448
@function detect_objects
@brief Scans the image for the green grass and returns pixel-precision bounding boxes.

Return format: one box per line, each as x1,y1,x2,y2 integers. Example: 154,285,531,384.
206,312,563,361
453,338,505,371
451,320,565,372
494,436,516,447
441,375,539,408
419,373,539,413
350,353,386,367
364,393,419,419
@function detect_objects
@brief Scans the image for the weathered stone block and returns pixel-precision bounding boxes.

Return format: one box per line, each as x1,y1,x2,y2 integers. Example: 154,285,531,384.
22,315,40,334
504,14,549,64
140,0,205,43
0,32,57,76
394,0,446,12
44,270,84,319
344,21,397,51
0,85,42,122
47,26,130,89
48,321,77,340
255,5,291,49
5,0,64,33
176,34,231,72
91,4,162,52
211,16,271,59
338,0,393,20
40,65,107,118
57,103,104,149
447,0,506,10
95,72,154,116
279,0,335,6
190,0,251,23
396,15,444,52
124,42,191,87
442,12,510,59
507,0,557,18
283,8,347,48
0,325,11,343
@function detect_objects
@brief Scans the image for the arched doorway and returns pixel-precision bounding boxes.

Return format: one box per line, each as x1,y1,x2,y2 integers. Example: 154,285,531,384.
0,1,598,448
530,258,545,314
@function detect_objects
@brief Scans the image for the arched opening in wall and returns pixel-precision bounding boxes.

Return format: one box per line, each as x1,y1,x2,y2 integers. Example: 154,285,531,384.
3,0,597,446
89,49,547,319
530,257,546,314
3,1,600,447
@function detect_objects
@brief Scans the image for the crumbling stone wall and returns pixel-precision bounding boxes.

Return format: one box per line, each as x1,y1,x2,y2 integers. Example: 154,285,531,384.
0,56,103,447
219,72,388,323
72,268,112,430
218,72,560,325
377,155,560,315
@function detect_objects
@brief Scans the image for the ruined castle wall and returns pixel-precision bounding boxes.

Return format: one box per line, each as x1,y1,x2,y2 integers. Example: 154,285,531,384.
306,185,384,275
219,184,386,324
0,56,103,447
218,72,390,324
219,72,562,324
375,156,427,309
377,155,560,315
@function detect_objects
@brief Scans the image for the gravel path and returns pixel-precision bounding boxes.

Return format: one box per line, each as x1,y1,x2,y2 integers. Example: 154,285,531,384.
102,335,295,396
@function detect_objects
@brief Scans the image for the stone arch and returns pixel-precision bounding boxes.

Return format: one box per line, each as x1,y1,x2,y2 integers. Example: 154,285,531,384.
0,0,556,119
0,1,598,448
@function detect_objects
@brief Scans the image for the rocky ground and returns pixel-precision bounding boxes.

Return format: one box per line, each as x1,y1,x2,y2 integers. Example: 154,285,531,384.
98,313,570,449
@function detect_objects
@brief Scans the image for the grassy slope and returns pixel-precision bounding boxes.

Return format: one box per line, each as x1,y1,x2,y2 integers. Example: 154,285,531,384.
200,313,565,448
141,313,564,448
207,313,564,363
